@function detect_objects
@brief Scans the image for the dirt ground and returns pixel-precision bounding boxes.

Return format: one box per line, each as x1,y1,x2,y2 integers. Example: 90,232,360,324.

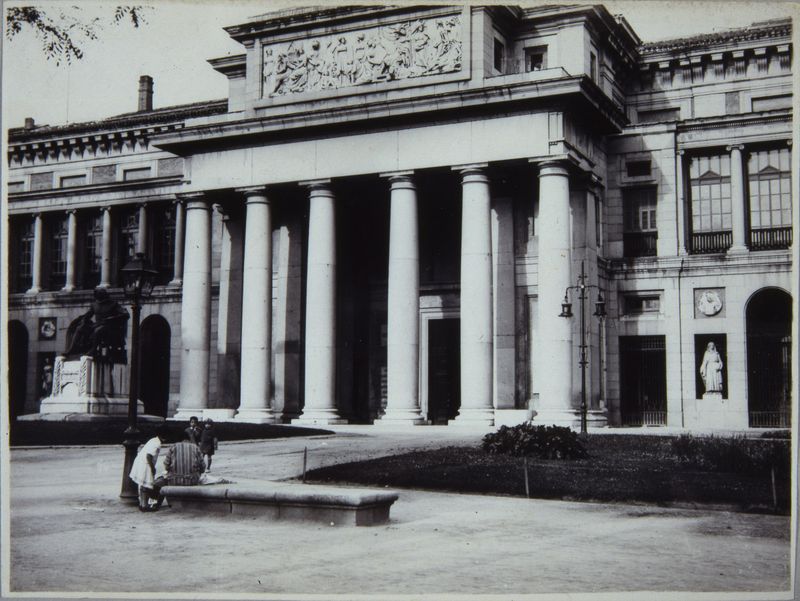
6,427,793,597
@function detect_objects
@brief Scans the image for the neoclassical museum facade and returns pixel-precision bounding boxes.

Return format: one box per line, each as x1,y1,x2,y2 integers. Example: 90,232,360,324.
6,6,794,429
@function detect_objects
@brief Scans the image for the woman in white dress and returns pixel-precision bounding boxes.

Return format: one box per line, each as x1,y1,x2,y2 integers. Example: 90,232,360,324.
699,342,724,394
129,425,169,511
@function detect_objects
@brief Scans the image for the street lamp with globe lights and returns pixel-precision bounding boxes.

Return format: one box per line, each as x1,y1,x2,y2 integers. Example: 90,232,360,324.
119,252,158,502
558,260,606,435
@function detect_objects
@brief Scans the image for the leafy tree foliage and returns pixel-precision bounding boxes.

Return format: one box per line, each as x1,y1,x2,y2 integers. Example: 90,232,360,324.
6,6,148,64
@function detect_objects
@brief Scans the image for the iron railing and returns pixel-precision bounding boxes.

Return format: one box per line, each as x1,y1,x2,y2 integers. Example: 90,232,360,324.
749,227,793,251
623,232,658,258
749,411,790,428
621,411,667,427
690,230,732,254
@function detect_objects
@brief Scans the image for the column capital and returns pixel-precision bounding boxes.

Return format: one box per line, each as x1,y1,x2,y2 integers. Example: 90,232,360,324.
676,149,686,156
726,144,745,153
381,171,416,190
536,160,571,178
65,208,77,216
236,185,269,200
452,163,488,175
298,178,332,190
178,192,210,210
171,195,185,206
100,205,112,214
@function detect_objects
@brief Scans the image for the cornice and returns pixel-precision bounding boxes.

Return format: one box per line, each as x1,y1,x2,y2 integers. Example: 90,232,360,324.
640,19,791,56
152,74,627,153
676,108,791,133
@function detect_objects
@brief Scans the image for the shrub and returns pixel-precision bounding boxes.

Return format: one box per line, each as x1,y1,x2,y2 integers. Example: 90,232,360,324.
669,433,790,477
481,422,588,460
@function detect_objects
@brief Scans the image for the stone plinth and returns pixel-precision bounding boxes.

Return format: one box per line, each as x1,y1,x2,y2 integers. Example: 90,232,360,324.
39,355,143,416
684,394,748,429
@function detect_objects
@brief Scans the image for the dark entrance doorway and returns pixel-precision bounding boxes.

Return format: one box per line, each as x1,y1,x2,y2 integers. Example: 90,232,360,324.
427,318,460,424
747,288,792,427
619,335,667,426
8,320,29,421
140,315,171,417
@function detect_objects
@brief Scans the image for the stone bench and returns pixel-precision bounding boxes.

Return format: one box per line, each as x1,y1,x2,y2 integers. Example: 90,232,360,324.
160,480,399,526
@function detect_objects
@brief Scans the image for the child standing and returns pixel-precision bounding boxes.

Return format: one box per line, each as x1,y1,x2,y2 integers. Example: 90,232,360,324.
184,416,202,445
199,418,218,472
129,425,169,511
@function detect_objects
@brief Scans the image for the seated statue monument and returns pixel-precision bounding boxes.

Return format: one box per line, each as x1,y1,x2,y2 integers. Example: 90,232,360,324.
37,287,139,417
65,287,130,364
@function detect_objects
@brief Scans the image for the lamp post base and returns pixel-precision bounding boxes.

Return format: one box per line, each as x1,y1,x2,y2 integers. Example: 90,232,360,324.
120,428,141,503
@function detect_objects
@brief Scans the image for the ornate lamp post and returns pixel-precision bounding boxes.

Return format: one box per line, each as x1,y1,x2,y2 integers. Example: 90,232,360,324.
119,252,158,501
558,260,606,435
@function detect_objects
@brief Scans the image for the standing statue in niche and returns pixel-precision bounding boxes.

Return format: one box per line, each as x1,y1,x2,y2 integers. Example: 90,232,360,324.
65,287,130,364
699,341,724,394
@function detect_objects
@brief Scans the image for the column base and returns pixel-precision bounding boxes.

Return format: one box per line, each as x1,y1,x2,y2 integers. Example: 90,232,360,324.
374,409,425,426
534,408,608,429
727,245,748,255
234,409,278,424
291,410,348,426
450,408,495,427
172,408,207,421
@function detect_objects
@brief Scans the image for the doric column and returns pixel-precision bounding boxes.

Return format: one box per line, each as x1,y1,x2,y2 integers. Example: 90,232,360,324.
293,180,344,425
170,199,185,286
453,164,494,425
235,187,275,423
214,204,243,418
100,206,112,287
27,213,43,294
174,193,212,419
136,203,148,255
380,172,423,424
728,144,748,253
675,150,687,255
536,161,574,423
63,210,78,292
492,194,516,410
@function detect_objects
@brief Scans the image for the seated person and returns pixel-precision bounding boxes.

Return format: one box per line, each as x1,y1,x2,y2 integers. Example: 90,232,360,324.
150,430,206,509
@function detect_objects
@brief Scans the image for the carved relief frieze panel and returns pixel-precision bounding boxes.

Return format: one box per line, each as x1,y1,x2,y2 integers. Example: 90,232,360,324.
262,13,463,98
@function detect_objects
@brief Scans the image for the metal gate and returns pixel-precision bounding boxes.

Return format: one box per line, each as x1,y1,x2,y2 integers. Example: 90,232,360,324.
746,289,792,428
619,336,667,426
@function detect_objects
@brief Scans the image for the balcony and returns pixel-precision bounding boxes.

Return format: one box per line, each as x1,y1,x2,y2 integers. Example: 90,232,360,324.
690,231,732,254
749,227,793,251
623,231,657,258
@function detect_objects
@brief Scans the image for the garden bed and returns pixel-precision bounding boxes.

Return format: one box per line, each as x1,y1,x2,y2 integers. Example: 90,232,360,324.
305,434,791,513
9,419,332,446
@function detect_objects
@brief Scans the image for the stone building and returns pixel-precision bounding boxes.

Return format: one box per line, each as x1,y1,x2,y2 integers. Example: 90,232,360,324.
6,5,793,429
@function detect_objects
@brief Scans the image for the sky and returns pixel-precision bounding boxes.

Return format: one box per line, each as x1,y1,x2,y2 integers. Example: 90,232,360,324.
2,0,798,130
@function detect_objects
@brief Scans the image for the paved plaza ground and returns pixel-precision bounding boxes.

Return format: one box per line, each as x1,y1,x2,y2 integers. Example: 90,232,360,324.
6,426,794,598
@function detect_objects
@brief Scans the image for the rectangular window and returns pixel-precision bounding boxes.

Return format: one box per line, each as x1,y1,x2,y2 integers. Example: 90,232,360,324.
119,208,139,266
49,215,69,289
84,213,103,289
624,295,661,314
748,147,792,250
623,187,658,258
524,46,547,71
15,219,35,292
689,153,732,253
123,167,151,181
626,160,651,178
60,174,86,188
154,205,176,284
589,51,597,81
493,38,505,72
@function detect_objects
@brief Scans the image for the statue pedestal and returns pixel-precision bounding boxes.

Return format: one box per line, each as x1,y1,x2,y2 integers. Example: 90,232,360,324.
684,393,748,430
39,355,143,416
